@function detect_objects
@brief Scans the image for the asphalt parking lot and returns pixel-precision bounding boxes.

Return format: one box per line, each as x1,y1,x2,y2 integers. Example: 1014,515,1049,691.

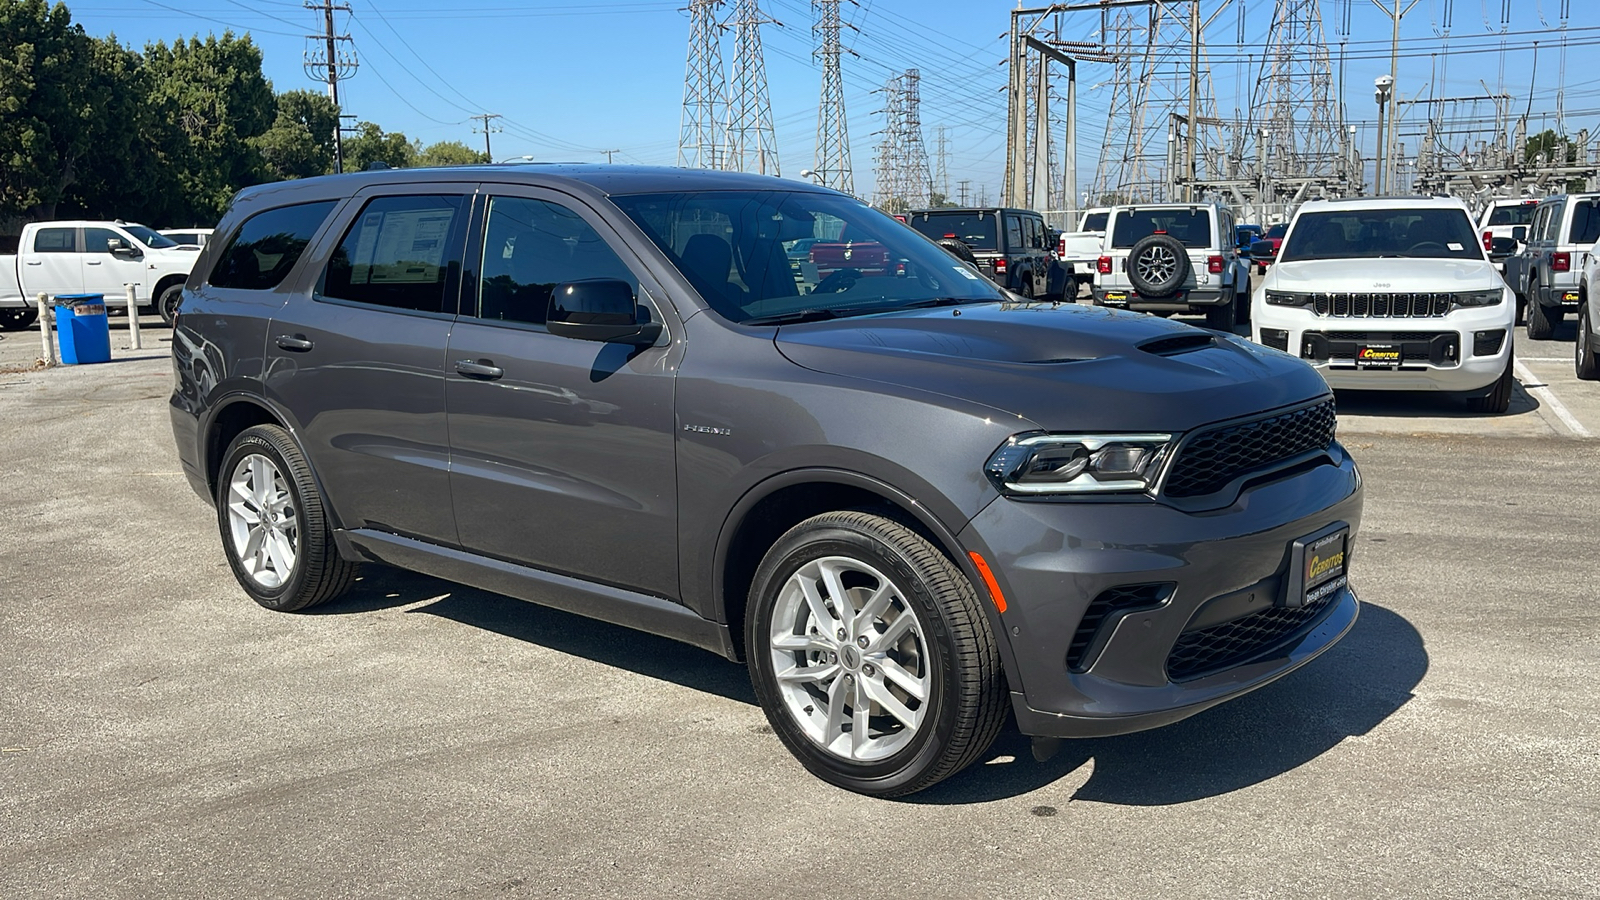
1,316,1597,898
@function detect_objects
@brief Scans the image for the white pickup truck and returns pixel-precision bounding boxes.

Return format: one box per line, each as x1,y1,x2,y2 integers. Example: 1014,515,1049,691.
0,220,200,329
1055,207,1109,292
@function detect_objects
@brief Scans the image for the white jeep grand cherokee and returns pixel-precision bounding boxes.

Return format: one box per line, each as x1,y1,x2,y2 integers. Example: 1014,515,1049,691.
1251,196,1515,413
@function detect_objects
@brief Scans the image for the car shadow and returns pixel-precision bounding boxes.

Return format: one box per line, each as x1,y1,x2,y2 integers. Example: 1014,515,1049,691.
1331,380,1538,418
309,565,758,706
905,603,1426,806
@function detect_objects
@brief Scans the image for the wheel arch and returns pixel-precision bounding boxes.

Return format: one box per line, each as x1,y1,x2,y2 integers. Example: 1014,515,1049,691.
153,272,187,302
711,468,1018,686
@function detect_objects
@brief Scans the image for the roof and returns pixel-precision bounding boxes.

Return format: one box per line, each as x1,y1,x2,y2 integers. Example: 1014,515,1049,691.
1301,195,1471,212
905,207,1042,215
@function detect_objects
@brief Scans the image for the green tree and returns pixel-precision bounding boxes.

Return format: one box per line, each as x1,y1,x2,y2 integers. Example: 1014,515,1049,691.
253,89,338,181
0,0,105,221
416,140,489,167
61,34,180,221
143,32,274,222
1524,129,1575,166
342,121,419,171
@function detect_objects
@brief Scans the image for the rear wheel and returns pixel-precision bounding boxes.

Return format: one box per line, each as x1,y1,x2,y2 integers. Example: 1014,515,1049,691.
157,284,183,327
1577,303,1599,380
1204,298,1238,332
1466,352,1515,414
0,308,38,331
746,511,1006,798
217,425,358,612
1526,282,1560,340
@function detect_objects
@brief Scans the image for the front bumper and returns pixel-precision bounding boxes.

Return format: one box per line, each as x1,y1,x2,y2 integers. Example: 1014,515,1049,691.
960,445,1363,738
1252,301,1513,393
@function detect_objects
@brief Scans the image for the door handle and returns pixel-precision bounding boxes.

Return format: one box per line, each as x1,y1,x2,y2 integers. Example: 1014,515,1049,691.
25,260,41,265
87,260,103,266
455,359,504,380
275,334,314,352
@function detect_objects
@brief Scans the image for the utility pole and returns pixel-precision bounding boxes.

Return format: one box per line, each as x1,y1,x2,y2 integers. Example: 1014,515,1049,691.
1371,0,1421,195
303,1,356,174
600,149,620,164
813,0,854,194
1185,0,1199,201
935,124,949,202
470,113,502,161
957,179,970,205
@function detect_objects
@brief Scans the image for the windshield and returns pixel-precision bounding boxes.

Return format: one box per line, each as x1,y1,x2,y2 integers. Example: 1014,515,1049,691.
1265,223,1288,239
1110,209,1213,248
904,211,998,251
1279,208,1483,262
1081,211,1108,232
122,223,179,249
611,191,1005,323
1486,204,1536,226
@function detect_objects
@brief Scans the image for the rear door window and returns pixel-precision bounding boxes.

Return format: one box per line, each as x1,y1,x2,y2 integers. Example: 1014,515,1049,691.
1567,200,1600,244
210,201,338,290
33,228,77,253
1004,215,1024,251
321,195,466,313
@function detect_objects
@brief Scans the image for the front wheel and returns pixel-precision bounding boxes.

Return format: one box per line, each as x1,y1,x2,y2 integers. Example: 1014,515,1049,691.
1577,303,1599,380
0,308,38,331
217,425,358,611
746,511,1006,798
1466,353,1515,414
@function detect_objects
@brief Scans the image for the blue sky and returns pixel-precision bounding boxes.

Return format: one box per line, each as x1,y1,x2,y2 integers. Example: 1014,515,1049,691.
70,1,1600,201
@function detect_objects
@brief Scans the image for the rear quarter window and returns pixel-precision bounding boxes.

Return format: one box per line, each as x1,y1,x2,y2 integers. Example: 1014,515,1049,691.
1567,200,1600,244
209,201,338,290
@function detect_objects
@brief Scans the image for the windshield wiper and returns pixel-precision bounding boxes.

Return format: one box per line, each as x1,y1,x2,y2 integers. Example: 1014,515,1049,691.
896,297,984,310
739,308,849,326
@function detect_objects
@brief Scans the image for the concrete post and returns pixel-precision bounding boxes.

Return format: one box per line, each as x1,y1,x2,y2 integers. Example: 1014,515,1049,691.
36,293,56,367
124,284,142,351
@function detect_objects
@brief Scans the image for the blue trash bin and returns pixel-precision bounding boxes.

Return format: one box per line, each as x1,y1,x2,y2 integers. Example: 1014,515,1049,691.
54,294,111,365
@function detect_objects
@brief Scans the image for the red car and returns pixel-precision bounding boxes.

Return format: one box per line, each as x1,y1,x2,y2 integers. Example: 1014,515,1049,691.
1253,222,1288,273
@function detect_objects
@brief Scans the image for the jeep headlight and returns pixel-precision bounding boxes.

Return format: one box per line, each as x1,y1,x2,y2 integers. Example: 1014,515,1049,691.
1451,289,1504,309
985,433,1173,495
1265,290,1314,308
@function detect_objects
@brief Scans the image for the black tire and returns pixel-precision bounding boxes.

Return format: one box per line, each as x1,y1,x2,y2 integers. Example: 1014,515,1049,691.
1526,281,1560,340
1466,352,1515,414
216,424,358,612
157,284,183,327
746,510,1006,798
1577,303,1599,381
1514,291,1527,326
1126,234,1191,298
0,308,38,331
1204,297,1238,332
934,238,977,266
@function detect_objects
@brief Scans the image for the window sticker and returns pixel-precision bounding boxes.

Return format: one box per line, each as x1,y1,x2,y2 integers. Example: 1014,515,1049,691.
1446,242,1464,251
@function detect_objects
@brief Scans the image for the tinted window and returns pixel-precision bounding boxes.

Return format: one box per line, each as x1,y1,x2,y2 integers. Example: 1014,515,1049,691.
1568,200,1600,244
905,212,998,250
122,224,178,249
322,195,463,313
1004,215,1024,250
210,201,337,290
1486,204,1536,226
83,228,122,253
612,190,1004,323
1081,211,1108,231
476,196,637,326
33,228,76,253
1279,208,1482,262
1110,209,1214,248
1265,223,1288,239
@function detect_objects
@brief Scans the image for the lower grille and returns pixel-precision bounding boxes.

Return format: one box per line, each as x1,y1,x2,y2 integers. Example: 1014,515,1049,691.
1066,584,1171,671
1166,589,1340,681
1260,328,1290,351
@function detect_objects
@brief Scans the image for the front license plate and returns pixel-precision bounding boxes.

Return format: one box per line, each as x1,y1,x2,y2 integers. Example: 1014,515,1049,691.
1285,525,1349,608
1355,343,1401,369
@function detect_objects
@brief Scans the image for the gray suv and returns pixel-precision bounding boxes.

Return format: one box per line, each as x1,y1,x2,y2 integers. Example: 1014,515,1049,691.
169,165,1363,797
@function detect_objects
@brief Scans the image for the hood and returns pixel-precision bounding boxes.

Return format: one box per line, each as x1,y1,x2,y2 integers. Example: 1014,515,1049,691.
774,302,1330,434
1268,257,1500,293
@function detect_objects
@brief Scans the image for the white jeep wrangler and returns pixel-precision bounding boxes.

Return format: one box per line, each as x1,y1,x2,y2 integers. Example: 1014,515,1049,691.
1089,203,1251,331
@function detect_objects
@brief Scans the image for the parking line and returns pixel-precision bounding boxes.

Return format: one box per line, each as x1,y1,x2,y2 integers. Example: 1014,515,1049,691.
1518,357,1569,363
1514,359,1592,438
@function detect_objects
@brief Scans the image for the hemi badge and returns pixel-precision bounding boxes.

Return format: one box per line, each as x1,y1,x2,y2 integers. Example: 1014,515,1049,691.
683,424,732,436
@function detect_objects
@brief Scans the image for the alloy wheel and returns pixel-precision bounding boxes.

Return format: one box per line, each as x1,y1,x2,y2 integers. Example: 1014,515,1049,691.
1136,245,1177,284
767,555,930,763
225,453,300,589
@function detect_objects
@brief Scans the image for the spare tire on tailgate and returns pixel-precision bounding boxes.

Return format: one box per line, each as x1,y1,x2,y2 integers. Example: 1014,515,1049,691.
1126,233,1190,298
935,238,978,265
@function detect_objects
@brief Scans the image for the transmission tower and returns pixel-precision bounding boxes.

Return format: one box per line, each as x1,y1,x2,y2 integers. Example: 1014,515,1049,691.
1090,10,1144,204
678,0,728,169
935,124,949,202
725,0,781,175
1250,0,1349,187
303,1,356,173
813,0,854,194
873,69,931,212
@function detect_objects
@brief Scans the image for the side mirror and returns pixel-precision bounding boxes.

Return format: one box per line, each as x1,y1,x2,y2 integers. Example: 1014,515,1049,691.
1512,226,1528,242
546,279,660,344
1250,239,1278,262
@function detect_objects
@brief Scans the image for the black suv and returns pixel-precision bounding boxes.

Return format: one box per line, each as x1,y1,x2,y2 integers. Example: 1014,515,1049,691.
903,207,1065,300
170,165,1362,797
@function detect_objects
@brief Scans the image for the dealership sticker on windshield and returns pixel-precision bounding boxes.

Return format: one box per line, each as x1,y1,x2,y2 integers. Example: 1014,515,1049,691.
954,267,979,280
1447,242,1464,251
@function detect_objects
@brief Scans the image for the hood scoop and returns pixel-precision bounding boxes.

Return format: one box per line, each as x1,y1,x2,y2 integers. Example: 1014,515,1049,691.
1139,333,1216,357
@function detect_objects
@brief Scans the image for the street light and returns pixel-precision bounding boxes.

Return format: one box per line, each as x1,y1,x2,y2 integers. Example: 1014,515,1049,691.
498,154,536,164
798,169,825,184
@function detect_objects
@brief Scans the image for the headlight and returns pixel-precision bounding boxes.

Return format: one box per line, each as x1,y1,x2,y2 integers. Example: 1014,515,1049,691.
1451,289,1503,309
985,433,1173,495
1265,290,1314,308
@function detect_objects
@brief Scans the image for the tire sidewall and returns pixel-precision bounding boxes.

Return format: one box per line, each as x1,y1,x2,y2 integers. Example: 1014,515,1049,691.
158,285,183,326
1127,233,1190,298
747,521,964,794
216,428,315,610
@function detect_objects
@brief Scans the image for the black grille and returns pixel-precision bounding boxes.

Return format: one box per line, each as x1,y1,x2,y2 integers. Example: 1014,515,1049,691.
1166,588,1340,680
1311,292,1451,318
1162,400,1337,499
1066,584,1171,671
